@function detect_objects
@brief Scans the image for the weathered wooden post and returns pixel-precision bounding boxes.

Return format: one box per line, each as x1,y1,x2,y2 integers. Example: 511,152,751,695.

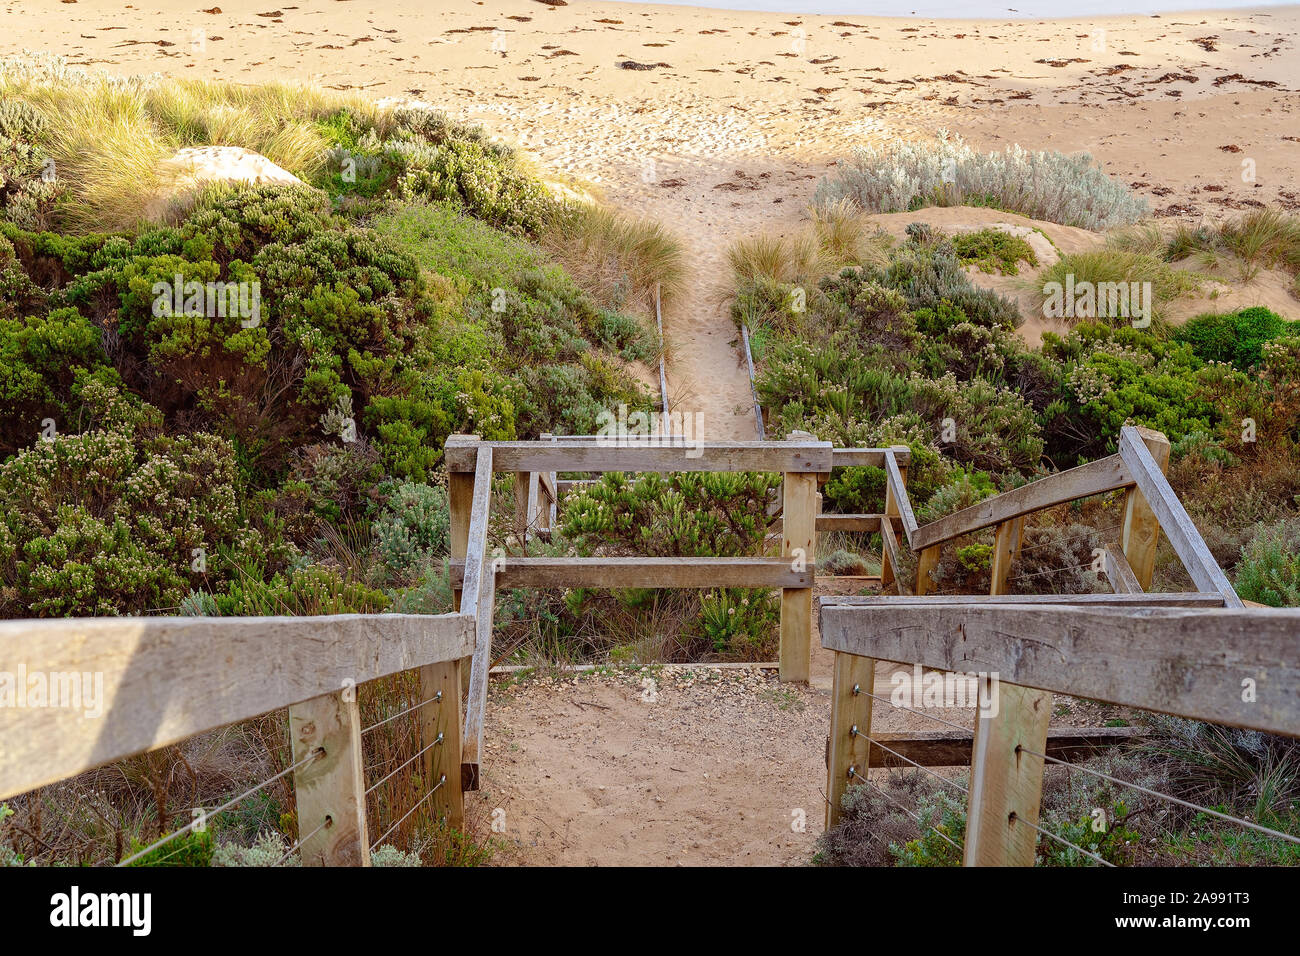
1120,427,1171,591
420,660,464,832
964,522,1051,866
914,545,940,596
288,688,369,866
779,432,817,683
826,652,875,828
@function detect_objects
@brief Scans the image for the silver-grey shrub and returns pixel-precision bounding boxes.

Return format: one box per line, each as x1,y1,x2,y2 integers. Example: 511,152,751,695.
816,131,1148,231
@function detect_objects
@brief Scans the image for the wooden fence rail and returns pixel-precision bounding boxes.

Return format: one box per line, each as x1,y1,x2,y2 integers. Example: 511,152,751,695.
5,428,1280,868
0,612,474,864
819,425,1298,865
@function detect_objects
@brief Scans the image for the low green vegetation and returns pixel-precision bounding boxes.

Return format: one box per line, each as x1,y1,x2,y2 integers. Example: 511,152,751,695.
1175,305,1300,371
949,227,1038,275
733,206,1300,603
818,713,1300,867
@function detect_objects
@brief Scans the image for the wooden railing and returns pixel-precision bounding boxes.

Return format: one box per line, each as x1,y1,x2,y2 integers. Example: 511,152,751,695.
820,424,1294,865
443,431,901,766
821,599,1300,864
0,612,473,865
5,426,1291,868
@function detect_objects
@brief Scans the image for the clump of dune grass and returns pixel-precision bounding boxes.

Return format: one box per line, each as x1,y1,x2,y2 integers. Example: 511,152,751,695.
0,53,389,232
540,202,686,313
809,197,891,269
1115,208,1300,284
1030,247,1202,326
727,206,889,290
817,130,1148,231
1214,207,1300,280
727,230,828,286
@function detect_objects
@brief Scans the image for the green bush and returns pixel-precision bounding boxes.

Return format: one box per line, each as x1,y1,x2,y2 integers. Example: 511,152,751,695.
1041,322,1226,460
1176,306,1299,371
1234,520,1300,607
373,481,451,584
891,789,966,867
0,305,115,455
125,828,214,867
949,228,1038,275
0,383,259,617
561,471,780,557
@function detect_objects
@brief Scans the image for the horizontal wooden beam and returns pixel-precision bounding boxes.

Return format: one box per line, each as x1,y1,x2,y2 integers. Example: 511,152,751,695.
1118,426,1243,607
771,514,902,534
820,592,1226,608
909,455,1132,552
0,613,475,801
451,557,813,589
444,438,833,475
820,604,1300,736
831,448,912,468
866,726,1146,768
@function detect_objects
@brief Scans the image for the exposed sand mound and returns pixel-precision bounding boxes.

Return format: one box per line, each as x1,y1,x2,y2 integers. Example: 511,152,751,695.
144,146,303,221
160,146,302,188
1166,263,1300,327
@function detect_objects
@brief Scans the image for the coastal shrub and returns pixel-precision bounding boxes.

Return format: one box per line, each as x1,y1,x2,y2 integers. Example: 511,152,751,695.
205,563,390,617
815,132,1148,230
869,239,1022,330
0,306,116,456
949,227,1038,275
561,471,780,557
1234,520,1300,607
697,588,781,658
1176,306,1299,371
0,384,256,617
372,481,451,584
1040,322,1224,460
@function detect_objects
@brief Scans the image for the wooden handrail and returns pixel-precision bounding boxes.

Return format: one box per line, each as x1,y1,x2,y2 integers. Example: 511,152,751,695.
444,437,835,474
1117,426,1243,607
451,556,814,589
1101,547,1143,594
820,602,1300,736
822,592,1226,608
909,454,1133,552
883,449,918,547
0,613,474,802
